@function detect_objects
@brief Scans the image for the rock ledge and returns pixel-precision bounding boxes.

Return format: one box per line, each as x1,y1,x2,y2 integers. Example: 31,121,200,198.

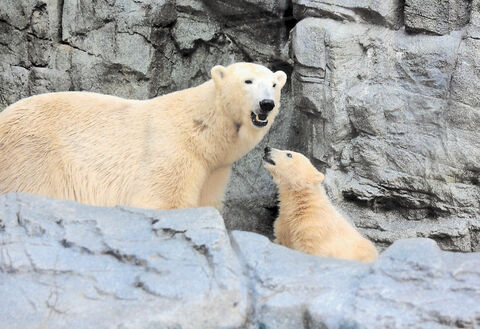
1,193,479,329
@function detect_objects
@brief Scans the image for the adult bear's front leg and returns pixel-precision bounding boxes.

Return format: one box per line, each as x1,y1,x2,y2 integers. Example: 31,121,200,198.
135,161,208,210
198,165,232,211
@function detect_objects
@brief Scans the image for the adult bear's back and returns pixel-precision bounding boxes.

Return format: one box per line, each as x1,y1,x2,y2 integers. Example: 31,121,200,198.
0,92,146,206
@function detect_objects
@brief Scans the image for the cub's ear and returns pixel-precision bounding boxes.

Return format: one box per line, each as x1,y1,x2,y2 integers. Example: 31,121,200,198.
211,65,226,85
274,70,287,88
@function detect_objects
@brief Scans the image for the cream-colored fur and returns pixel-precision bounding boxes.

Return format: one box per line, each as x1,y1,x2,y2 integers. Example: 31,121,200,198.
0,63,287,209
264,148,378,262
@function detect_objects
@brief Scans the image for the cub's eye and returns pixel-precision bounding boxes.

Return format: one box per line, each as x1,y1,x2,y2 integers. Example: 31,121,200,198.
273,83,277,88
245,80,252,84
286,153,292,158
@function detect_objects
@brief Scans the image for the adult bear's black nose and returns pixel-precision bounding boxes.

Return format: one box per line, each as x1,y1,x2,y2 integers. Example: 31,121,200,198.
264,146,271,154
259,99,275,112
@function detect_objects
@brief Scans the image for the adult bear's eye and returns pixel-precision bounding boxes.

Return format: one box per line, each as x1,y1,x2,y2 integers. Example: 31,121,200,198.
287,153,292,158
245,80,252,84
273,83,276,88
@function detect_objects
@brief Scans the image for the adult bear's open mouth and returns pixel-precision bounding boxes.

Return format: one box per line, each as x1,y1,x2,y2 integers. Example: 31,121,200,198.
251,112,268,128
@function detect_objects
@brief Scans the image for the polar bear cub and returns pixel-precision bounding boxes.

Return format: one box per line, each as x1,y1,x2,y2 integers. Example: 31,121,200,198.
263,147,378,262
0,63,287,210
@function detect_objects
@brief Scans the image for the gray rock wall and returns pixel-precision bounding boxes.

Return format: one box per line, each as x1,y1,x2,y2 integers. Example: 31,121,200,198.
289,0,480,251
1,193,479,329
0,0,479,251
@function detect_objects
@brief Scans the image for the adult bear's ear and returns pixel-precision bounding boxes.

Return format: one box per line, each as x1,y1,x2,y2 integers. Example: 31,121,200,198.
274,70,287,88
211,65,226,86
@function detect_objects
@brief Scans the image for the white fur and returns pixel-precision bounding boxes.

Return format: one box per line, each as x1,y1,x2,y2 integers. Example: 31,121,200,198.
0,63,287,210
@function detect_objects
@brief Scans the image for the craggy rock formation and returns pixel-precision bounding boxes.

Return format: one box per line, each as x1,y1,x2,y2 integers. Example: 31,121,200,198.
1,193,479,329
0,193,248,328
0,0,479,251
404,0,472,35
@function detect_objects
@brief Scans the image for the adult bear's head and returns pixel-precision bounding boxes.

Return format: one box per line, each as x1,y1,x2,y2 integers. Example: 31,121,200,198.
211,62,287,130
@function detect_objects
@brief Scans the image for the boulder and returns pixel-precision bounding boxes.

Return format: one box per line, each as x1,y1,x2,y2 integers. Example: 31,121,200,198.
1,193,479,328
0,193,248,329
1,0,480,254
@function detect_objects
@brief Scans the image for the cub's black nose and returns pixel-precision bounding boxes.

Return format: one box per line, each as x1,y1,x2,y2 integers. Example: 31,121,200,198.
259,99,275,112
264,146,271,154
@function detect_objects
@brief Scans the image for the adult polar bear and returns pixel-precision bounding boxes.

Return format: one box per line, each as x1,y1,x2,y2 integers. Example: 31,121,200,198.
0,63,287,210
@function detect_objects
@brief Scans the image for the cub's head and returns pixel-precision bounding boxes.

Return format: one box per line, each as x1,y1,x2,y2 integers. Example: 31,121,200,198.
263,147,324,189
211,62,287,130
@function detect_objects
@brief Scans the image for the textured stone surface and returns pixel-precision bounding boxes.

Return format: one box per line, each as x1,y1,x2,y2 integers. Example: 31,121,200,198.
1,193,480,328
231,231,480,329
472,0,480,26
0,193,248,329
293,0,405,29
0,0,292,102
1,0,480,252
352,238,480,328
405,0,472,35
231,230,370,329
204,0,290,17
